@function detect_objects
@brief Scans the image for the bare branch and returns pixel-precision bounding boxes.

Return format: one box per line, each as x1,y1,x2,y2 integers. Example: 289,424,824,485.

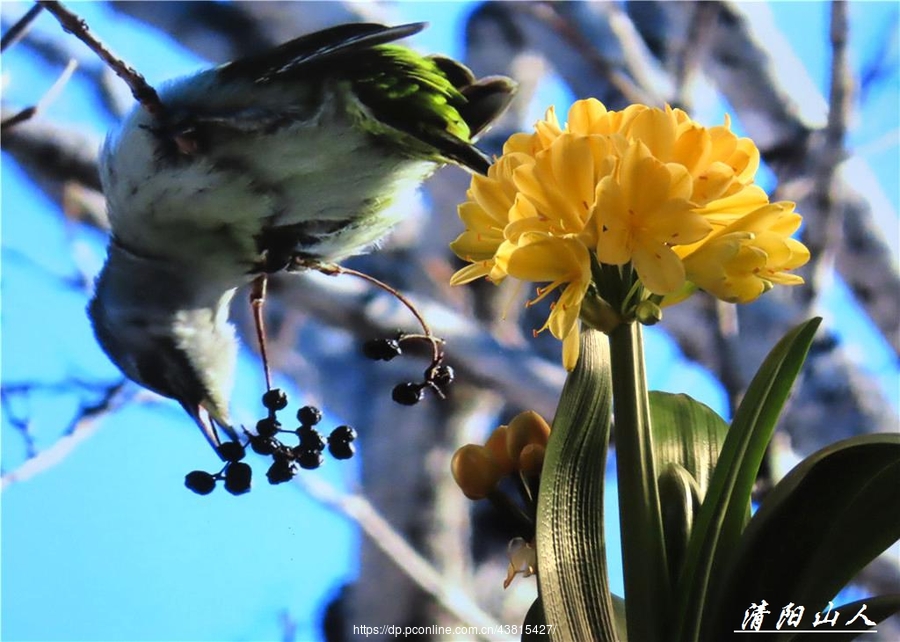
0,3,43,52
803,0,852,309
0,110,105,227
37,0,164,115
1,381,129,490
1,58,77,131
2,9,132,118
467,2,667,109
109,0,378,64
296,473,508,641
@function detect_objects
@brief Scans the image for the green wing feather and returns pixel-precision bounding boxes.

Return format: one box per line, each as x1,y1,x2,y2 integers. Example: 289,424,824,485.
218,23,516,174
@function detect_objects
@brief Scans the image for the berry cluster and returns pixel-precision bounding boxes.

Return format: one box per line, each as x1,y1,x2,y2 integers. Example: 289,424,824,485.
362,335,455,405
184,388,357,495
183,441,251,496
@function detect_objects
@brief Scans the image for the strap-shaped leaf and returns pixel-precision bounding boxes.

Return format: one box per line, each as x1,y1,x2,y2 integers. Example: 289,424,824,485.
522,597,550,642
706,434,900,639
650,392,729,584
649,391,729,501
673,317,822,642
536,328,617,641
783,594,900,642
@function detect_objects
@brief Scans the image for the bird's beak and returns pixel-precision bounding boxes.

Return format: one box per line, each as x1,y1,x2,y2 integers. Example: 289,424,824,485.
182,402,240,457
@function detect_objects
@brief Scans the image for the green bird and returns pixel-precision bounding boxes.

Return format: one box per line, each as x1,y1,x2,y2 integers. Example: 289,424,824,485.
89,22,516,450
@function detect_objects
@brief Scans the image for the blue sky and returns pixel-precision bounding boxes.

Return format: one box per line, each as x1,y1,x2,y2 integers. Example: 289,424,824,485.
2,2,898,641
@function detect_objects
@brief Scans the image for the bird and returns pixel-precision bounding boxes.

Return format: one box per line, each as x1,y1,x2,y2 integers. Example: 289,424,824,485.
88,22,516,453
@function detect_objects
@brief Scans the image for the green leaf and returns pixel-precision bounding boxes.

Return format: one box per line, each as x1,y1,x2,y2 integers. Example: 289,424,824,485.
658,462,701,587
611,594,629,642
705,434,900,639
649,391,729,501
783,594,900,642
536,328,617,641
522,597,550,642
673,317,822,642
650,392,729,583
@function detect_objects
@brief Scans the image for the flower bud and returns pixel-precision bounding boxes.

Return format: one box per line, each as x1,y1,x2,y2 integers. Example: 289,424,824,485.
635,299,663,325
519,443,546,477
451,444,502,500
506,411,551,466
484,425,516,476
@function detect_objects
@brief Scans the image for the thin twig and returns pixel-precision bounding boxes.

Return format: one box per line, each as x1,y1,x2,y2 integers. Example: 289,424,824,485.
295,473,511,642
1,58,77,131
250,275,274,392
671,3,718,109
1,382,130,490
37,0,165,115
527,2,656,106
0,389,38,458
2,10,132,118
1,3,43,52
313,263,444,365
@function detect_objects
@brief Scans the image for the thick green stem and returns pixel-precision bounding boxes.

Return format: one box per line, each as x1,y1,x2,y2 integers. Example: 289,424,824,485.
609,322,671,642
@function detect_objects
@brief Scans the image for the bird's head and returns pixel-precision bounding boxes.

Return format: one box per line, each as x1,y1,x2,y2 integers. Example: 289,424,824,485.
88,245,240,451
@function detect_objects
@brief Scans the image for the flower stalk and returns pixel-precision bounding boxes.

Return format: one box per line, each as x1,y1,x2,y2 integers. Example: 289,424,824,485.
608,321,671,642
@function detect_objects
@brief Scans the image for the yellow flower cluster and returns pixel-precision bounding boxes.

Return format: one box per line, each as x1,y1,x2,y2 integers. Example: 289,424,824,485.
451,99,809,369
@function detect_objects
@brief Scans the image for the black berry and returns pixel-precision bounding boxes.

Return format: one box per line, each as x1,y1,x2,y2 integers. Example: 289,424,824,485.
431,364,455,389
249,434,278,455
266,458,297,485
185,470,216,495
217,441,246,463
224,462,252,495
256,416,281,438
297,427,326,452
392,382,425,406
329,425,357,443
296,448,324,470
329,440,355,460
363,338,402,361
262,388,288,411
297,405,322,427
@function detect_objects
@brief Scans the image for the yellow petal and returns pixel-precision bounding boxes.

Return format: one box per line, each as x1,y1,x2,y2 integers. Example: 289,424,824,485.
450,261,495,286
561,321,582,371
593,176,633,265
504,234,591,285
546,281,588,342
632,242,687,294
627,107,677,160
566,98,610,135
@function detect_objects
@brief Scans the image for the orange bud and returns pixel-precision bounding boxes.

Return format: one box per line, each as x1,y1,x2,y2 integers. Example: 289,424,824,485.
519,443,546,477
451,444,502,500
484,425,516,476
506,410,551,466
